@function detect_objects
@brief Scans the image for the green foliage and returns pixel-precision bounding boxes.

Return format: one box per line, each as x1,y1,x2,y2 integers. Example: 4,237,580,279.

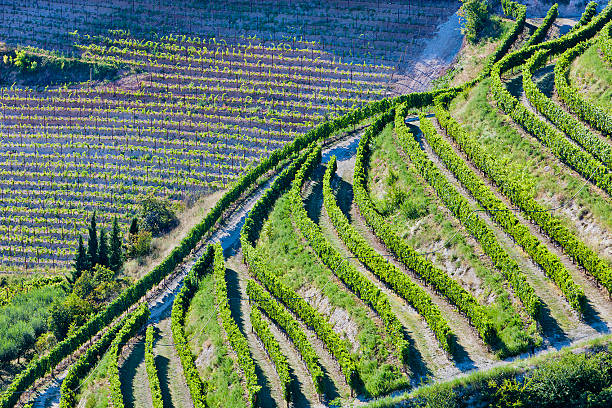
433,101,587,313
139,195,179,236
243,148,362,392
212,243,261,405
239,146,327,395
9,50,38,72
0,285,66,362
487,351,612,408
128,230,153,258
71,264,120,305
144,326,163,408
523,4,558,49
323,155,454,353
485,2,612,295
353,107,496,345
48,293,93,339
0,18,530,403
129,217,139,236
458,0,491,44
34,332,57,357
489,2,612,197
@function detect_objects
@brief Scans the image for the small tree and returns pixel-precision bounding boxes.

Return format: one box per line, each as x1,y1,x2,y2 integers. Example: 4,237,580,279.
98,227,109,267
86,212,98,269
72,235,88,283
139,196,178,236
129,217,139,236
109,217,123,273
458,0,490,43
129,231,153,258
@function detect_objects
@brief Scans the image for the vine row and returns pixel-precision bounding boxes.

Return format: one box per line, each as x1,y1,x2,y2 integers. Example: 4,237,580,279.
523,48,612,169
555,35,612,137
145,325,164,408
431,102,586,313
59,303,149,408
289,144,410,364
434,101,612,297
353,105,496,344
108,304,150,408
250,305,292,402
396,105,541,322
212,243,260,406
171,245,215,408
246,279,324,395
322,155,454,353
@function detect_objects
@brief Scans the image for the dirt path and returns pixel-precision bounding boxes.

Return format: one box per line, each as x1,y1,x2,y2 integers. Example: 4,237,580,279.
119,334,154,408
154,315,194,408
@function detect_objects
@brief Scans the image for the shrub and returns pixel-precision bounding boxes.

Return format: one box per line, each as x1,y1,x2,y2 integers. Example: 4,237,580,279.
139,196,179,236
458,0,491,43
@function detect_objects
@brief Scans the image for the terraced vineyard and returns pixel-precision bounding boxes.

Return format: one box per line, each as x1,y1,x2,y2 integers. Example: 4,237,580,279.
2,0,612,407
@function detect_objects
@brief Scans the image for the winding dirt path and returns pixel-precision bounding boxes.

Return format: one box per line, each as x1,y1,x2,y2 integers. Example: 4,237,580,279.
119,334,154,408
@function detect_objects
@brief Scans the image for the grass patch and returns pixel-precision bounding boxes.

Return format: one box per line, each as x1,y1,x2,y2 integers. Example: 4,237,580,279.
186,273,245,408
367,123,535,356
569,42,612,112
77,349,113,408
256,194,408,397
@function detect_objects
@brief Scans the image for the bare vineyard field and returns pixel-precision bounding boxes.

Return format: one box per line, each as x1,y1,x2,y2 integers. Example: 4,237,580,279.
0,0,463,273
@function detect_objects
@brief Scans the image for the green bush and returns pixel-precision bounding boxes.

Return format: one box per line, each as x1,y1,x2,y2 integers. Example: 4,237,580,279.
0,285,66,362
139,196,179,237
458,0,491,43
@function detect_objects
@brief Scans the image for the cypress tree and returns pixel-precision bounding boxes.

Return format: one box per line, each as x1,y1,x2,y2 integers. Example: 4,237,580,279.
72,236,87,283
86,211,98,269
98,227,109,268
129,217,139,236
109,217,123,273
